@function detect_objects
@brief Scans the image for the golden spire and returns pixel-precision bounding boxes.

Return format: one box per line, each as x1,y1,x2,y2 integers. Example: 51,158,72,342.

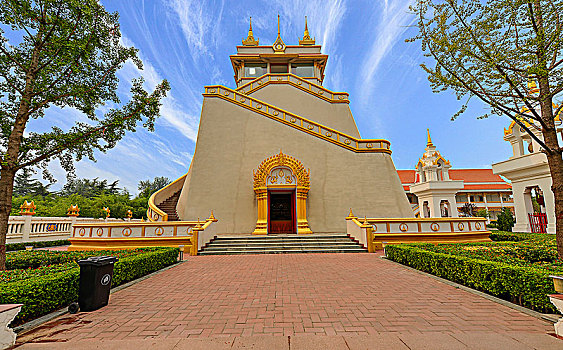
242,17,259,46
426,128,434,147
273,14,286,52
299,16,316,45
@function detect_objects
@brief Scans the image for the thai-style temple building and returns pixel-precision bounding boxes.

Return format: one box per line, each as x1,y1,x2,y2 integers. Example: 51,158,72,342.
68,18,491,253
146,17,414,235
399,130,514,221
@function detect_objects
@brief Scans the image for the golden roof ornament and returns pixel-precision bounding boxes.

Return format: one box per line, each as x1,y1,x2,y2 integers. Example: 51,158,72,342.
426,128,434,147
20,200,36,216
299,16,315,45
273,14,286,53
207,210,218,222
126,209,133,219
102,207,110,218
242,17,259,46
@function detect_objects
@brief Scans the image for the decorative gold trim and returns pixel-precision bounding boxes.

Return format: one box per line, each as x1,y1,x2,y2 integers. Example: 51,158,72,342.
78,228,86,237
253,151,312,234
96,228,103,237
122,227,132,237
155,226,164,236
475,222,482,230
430,223,440,231
458,222,465,231
273,15,286,53
399,223,408,232
203,85,392,154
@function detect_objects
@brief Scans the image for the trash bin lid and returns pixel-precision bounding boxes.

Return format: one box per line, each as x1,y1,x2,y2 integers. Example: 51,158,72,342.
78,255,119,266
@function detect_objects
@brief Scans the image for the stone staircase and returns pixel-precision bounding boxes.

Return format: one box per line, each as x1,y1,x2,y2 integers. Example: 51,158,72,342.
156,190,180,221
198,234,368,255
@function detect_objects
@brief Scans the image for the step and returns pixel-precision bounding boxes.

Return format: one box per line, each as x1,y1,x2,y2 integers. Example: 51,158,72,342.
206,242,361,247
203,245,364,251
198,248,368,255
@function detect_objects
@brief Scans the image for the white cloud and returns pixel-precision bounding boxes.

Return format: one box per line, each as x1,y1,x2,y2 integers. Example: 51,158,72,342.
358,0,415,105
166,0,225,60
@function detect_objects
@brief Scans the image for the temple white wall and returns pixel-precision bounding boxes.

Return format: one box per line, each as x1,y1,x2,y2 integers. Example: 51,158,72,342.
176,97,413,234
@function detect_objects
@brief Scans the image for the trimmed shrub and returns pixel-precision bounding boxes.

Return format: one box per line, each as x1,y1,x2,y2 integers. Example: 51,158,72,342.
385,245,556,313
0,247,179,325
496,208,515,232
6,239,70,252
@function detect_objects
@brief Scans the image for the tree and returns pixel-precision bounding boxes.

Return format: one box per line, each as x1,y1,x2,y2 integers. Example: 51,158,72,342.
0,1,170,270
137,176,171,198
60,177,120,197
12,168,51,197
476,208,489,219
460,202,477,217
410,0,563,257
497,208,516,232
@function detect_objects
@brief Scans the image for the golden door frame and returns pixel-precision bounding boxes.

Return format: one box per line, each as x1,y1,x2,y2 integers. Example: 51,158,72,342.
252,151,312,234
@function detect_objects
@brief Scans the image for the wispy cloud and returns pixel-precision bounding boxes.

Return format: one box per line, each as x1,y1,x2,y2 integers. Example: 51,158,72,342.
358,0,415,105
166,0,225,60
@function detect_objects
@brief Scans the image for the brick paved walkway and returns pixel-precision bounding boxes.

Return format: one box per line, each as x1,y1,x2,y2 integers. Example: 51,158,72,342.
17,253,562,349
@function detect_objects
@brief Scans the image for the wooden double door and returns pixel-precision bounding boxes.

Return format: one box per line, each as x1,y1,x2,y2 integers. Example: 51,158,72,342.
268,190,296,234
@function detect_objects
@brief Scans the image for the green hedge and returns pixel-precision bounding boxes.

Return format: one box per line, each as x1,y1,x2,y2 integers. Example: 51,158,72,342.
0,247,179,325
385,245,556,313
6,239,70,252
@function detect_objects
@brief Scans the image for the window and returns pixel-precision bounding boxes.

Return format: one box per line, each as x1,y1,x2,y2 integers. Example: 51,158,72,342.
486,194,500,202
456,194,468,203
244,63,267,78
270,64,288,74
291,62,314,77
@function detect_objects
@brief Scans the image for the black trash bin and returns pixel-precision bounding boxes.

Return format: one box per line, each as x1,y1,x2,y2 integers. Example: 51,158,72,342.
75,256,119,312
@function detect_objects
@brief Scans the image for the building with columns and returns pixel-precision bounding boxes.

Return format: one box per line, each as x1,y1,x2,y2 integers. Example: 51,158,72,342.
492,102,562,233
399,130,514,220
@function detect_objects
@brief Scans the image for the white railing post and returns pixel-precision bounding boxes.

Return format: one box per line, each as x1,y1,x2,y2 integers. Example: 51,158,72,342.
19,200,36,242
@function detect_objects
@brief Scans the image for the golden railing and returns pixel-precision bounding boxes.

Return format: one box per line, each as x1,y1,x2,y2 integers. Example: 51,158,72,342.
346,210,490,252
203,85,391,154
235,74,349,104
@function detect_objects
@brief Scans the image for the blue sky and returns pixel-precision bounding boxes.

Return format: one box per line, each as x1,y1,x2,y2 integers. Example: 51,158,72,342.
27,0,513,193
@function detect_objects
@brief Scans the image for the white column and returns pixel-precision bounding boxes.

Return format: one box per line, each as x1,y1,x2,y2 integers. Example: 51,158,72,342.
539,179,556,234
512,183,531,233
22,215,32,242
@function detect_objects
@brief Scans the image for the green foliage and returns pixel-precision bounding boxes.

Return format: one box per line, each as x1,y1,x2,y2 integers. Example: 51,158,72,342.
0,247,178,325
5,248,156,270
459,203,476,217
476,208,489,218
13,169,52,197
386,244,557,313
496,208,515,232
138,176,171,198
6,239,69,252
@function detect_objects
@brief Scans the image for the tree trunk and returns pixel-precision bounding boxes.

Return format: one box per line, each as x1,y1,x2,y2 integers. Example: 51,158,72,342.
0,169,16,270
542,126,563,259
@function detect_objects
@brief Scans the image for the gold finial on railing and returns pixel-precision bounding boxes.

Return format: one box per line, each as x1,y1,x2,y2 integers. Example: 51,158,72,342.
67,204,80,217
207,210,218,222
346,208,356,220
362,216,369,226
102,207,110,219
194,218,203,230
20,200,36,216
126,209,133,219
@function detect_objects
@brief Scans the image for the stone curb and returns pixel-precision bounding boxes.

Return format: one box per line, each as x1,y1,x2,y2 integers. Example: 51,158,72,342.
13,260,185,335
381,255,560,324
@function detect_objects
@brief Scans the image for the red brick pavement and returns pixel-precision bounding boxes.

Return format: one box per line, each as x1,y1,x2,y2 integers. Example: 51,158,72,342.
18,253,555,345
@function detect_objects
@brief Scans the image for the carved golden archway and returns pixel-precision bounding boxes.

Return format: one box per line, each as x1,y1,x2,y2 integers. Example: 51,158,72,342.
252,151,312,234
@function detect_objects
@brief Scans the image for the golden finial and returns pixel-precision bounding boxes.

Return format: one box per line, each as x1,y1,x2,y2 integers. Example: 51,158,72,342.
242,17,259,46
67,204,80,217
20,200,36,216
528,79,539,94
102,207,110,218
363,216,369,225
194,218,203,230
207,210,218,222
273,14,286,53
426,128,434,147
346,208,356,220
126,209,133,219
299,16,315,45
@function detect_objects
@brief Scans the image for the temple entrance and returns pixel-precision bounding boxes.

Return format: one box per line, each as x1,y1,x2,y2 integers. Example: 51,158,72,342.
268,191,296,234
253,151,312,234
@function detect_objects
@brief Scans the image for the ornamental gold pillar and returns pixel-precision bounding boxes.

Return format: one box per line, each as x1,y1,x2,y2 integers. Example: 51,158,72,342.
253,187,268,234
296,187,312,234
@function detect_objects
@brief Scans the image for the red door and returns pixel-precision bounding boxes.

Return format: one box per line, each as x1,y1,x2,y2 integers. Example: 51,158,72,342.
268,190,296,234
